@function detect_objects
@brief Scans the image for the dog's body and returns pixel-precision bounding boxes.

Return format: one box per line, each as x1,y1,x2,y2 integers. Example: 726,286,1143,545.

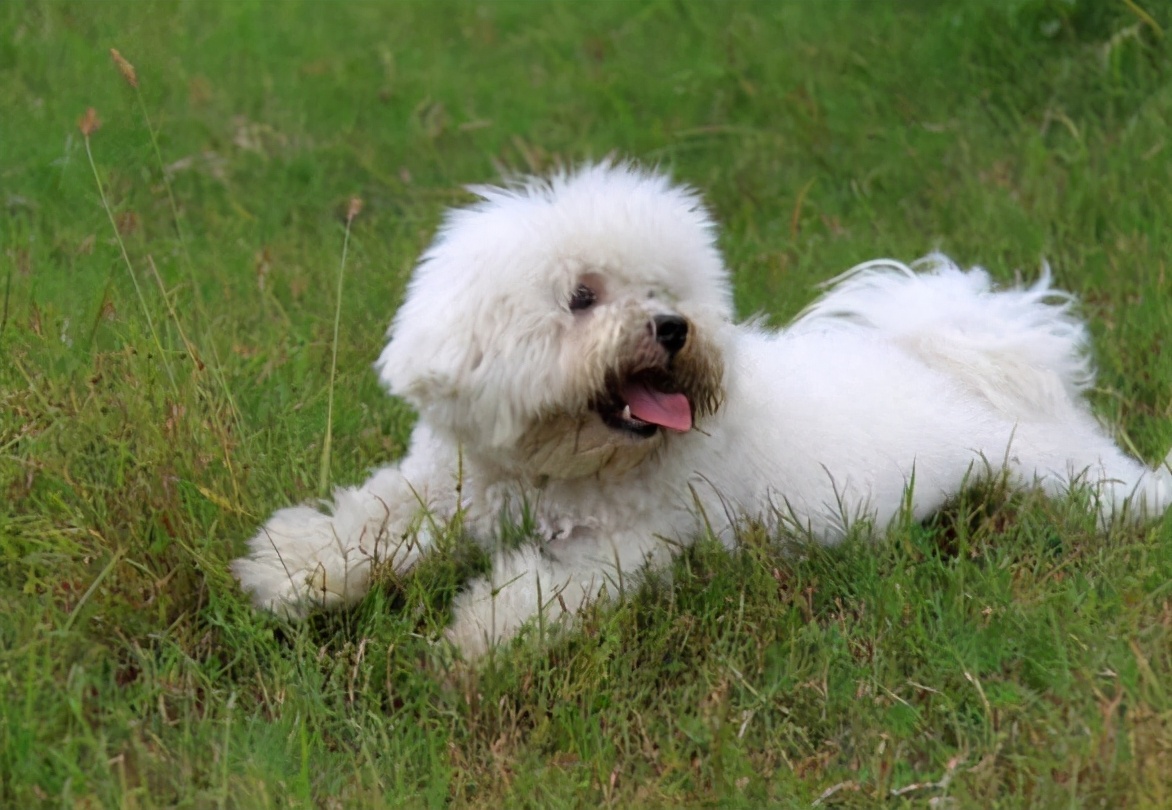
232,163,1172,655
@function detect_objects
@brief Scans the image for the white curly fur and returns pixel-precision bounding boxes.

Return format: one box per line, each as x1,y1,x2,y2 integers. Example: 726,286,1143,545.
231,162,1172,657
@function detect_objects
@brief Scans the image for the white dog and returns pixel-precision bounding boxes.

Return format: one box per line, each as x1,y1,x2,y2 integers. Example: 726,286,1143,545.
232,162,1172,656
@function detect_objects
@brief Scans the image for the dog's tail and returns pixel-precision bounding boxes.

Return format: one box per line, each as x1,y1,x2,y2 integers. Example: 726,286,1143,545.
792,253,1094,420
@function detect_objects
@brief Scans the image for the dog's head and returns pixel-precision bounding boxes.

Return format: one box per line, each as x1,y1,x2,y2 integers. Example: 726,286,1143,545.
376,162,732,480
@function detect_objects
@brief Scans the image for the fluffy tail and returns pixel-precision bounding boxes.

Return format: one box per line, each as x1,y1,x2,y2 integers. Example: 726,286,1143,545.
792,253,1094,420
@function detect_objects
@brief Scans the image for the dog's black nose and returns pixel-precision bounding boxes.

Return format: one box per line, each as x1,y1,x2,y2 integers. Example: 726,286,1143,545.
653,314,689,355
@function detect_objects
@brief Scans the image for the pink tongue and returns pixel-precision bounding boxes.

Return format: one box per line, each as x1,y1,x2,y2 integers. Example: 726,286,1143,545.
620,381,693,432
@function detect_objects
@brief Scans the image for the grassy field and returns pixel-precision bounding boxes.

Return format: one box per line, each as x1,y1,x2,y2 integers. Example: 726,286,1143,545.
3,0,1172,806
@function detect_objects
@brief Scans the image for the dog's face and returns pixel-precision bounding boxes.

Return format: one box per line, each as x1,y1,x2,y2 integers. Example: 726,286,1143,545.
376,164,733,480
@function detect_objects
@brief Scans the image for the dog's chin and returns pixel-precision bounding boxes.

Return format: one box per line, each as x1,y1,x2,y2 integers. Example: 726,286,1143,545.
514,410,668,481
496,322,725,482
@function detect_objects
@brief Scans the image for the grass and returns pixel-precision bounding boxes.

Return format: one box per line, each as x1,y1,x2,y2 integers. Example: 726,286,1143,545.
2,0,1172,806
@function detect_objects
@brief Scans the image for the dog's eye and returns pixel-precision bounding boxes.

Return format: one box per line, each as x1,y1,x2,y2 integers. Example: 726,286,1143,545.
569,284,597,312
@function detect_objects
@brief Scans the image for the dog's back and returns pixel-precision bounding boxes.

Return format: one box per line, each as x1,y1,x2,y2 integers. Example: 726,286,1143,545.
792,254,1093,422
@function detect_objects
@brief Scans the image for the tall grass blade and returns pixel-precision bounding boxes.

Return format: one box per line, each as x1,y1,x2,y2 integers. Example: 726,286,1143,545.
319,197,363,497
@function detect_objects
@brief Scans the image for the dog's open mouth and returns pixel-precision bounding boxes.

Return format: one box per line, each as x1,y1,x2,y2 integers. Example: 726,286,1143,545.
596,370,693,437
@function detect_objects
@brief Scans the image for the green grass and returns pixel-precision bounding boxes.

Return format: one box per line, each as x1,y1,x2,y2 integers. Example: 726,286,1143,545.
3,0,1172,806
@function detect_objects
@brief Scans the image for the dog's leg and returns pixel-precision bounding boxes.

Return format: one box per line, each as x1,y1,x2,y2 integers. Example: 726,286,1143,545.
1004,420,1172,527
231,428,459,618
1077,448,1172,527
445,528,672,657
443,546,589,657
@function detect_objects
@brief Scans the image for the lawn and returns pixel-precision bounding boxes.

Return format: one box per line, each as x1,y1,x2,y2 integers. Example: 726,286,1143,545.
3,0,1172,806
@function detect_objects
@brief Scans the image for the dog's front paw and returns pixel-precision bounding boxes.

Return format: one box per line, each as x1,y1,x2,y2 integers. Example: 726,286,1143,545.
230,505,374,618
444,547,580,657
444,576,518,658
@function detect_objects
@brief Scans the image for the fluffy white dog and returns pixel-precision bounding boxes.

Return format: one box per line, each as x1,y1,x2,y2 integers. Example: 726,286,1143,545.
232,162,1172,656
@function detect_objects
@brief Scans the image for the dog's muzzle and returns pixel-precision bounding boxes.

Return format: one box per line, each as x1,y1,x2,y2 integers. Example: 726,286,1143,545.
592,313,716,437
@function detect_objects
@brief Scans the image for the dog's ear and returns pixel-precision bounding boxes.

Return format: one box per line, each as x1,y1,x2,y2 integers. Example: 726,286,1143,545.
375,315,458,404
374,279,480,432
374,259,559,449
